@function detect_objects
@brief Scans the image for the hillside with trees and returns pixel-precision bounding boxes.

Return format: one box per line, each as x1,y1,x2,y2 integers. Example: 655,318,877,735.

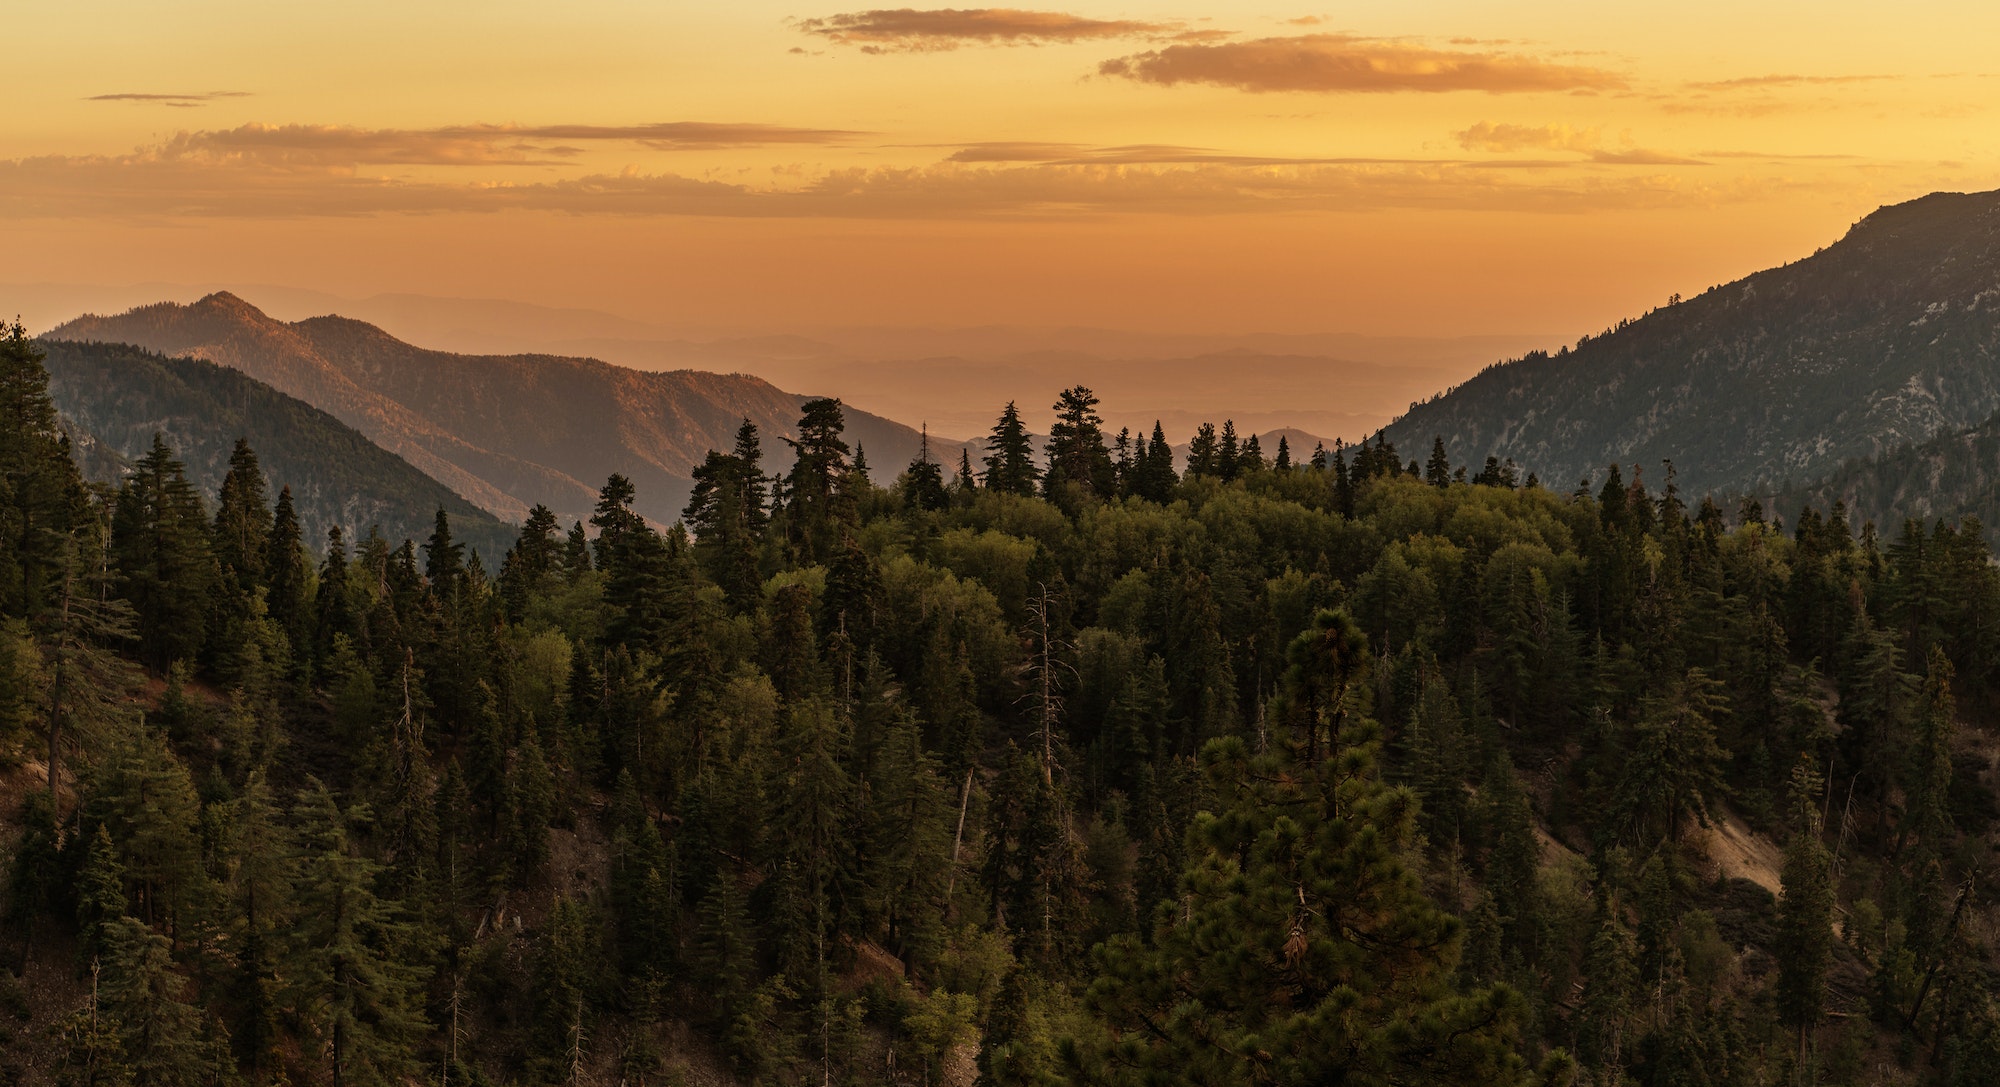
1383,189,2000,498
45,293,973,528
39,338,514,562
2,319,1998,1086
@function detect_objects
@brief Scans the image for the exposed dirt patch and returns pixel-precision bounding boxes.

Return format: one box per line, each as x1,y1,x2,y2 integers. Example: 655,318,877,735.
1700,810,1786,896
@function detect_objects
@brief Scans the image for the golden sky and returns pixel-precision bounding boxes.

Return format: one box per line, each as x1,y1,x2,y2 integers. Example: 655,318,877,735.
7,1,1997,338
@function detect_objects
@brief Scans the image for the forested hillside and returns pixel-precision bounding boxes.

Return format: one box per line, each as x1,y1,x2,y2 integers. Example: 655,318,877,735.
39,339,514,561
1383,188,2000,497
1773,404,2000,536
46,293,973,527
3,320,1998,1086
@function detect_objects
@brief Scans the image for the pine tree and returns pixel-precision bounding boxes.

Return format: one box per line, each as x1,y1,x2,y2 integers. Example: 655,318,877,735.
1186,422,1219,478
284,780,431,1087
423,507,465,600
1216,419,1241,482
111,435,217,668
1239,432,1265,472
1044,386,1114,499
1613,669,1729,847
1775,758,1835,1069
984,401,1040,497
1133,421,1178,502
904,424,950,512
784,398,854,562
1902,646,1958,859
1071,610,1530,1086
213,438,272,599
265,485,309,650
0,319,84,619
227,770,293,1073
1426,436,1453,488
1273,434,1292,472
96,915,207,1086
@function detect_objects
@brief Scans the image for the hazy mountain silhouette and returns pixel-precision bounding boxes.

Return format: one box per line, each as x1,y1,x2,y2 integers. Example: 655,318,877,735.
48,293,973,526
1383,189,2000,498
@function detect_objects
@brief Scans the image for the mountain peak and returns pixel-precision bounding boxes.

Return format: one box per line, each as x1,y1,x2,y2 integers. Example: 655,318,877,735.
43,293,969,527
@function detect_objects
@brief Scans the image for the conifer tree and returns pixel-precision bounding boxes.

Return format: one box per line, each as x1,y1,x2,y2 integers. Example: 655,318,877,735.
1273,433,1292,472
1775,758,1835,1068
96,914,208,1086
984,400,1040,497
785,398,854,561
111,435,217,668
284,780,430,1087
1427,436,1453,488
265,485,309,647
1216,419,1241,481
227,770,293,1073
1132,421,1178,502
1186,422,1219,478
0,319,83,619
1903,646,1958,859
904,425,950,512
213,438,272,598
1072,610,1530,1086
1239,432,1265,472
1044,386,1114,499
423,508,465,599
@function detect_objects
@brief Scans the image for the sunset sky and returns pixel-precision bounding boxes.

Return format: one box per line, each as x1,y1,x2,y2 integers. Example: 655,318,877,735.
8,1,1998,342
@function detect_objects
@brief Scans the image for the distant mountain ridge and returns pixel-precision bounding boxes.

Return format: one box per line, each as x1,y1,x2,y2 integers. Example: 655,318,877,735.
1382,188,2000,498
39,340,514,558
47,293,974,527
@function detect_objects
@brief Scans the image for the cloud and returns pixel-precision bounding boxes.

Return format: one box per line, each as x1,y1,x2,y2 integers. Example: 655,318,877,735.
1455,121,1599,152
86,91,252,108
1683,73,1892,91
796,8,1172,52
145,121,862,167
1588,148,1707,166
0,143,1784,222
944,141,1444,166
1097,34,1625,94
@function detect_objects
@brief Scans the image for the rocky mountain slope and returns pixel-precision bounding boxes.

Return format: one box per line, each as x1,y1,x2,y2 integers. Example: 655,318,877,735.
48,293,971,526
40,339,515,558
1383,188,2000,497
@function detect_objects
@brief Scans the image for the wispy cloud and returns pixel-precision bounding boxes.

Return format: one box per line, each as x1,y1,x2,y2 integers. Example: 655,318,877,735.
1588,148,1707,166
86,91,252,108
1455,122,1705,165
0,145,1782,222
1683,73,1893,91
944,141,1443,166
1097,34,1625,94
145,121,863,167
796,8,1176,52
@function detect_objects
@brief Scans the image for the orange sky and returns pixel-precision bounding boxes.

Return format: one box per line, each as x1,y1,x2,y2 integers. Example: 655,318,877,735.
7,2,1998,339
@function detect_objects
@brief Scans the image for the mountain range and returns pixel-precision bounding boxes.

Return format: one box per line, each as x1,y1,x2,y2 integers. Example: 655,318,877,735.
47,293,974,528
1382,189,2000,500
39,340,516,559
